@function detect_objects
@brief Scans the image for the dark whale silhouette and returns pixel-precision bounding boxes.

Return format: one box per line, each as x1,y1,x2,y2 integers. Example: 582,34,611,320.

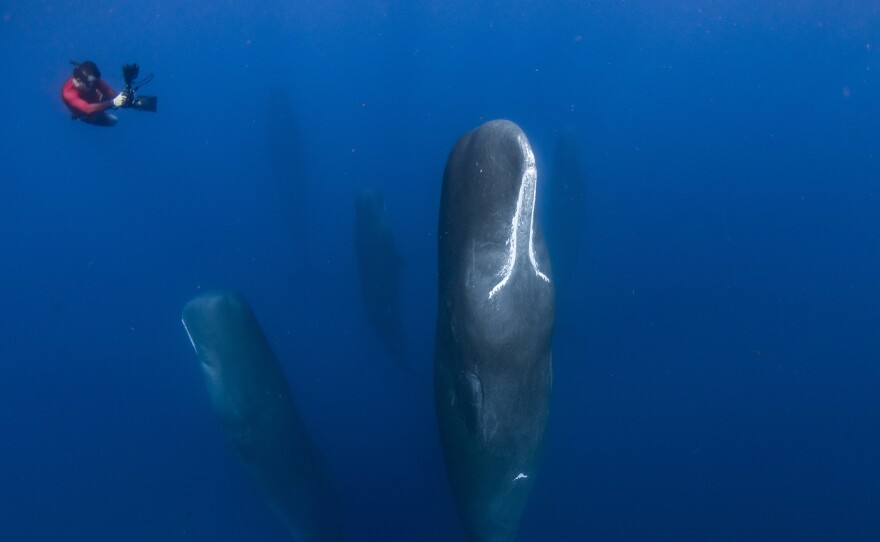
181,291,338,542
434,120,555,542
266,88,312,275
355,187,408,368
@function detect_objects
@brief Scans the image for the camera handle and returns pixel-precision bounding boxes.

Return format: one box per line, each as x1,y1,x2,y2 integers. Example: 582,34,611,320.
121,86,136,108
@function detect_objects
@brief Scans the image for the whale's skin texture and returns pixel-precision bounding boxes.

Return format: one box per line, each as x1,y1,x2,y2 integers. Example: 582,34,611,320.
434,120,555,542
181,291,337,542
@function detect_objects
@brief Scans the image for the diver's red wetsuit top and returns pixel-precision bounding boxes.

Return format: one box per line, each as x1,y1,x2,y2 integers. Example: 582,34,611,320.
61,77,117,118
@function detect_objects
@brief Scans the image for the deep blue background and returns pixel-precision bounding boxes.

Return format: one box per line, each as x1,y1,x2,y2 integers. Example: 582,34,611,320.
1,1,878,540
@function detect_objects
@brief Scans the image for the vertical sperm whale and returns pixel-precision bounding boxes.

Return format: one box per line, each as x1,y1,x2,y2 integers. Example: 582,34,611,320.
355,187,408,367
434,120,555,542
181,291,337,542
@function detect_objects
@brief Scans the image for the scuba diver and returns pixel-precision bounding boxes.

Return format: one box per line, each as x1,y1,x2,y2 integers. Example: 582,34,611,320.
61,61,128,127
61,61,157,127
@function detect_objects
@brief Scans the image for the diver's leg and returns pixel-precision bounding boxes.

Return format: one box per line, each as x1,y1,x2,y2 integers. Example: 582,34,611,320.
81,112,117,127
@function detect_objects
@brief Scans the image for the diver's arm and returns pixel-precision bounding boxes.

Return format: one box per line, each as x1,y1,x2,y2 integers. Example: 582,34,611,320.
96,79,117,99
99,79,129,108
62,84,115,115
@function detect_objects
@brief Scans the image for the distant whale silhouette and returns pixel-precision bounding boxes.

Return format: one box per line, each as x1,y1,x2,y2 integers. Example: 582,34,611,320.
266,88,312,276
354,187,408,369
545,126,587,323
434,120,555,542
181,291,338,542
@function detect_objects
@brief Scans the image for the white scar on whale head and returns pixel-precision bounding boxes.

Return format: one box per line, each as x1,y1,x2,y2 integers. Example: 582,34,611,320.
181,318,197,353
488,133,551,300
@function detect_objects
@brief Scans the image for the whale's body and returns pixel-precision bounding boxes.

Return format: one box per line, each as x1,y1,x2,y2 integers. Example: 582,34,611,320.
182,291,337,542
355,187,407,366
434,120,555,542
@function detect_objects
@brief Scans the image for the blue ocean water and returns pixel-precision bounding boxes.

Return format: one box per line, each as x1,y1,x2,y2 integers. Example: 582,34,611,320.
1,1,878,540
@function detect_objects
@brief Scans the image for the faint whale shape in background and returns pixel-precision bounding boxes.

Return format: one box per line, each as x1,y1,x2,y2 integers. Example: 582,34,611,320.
266,88,312,275
434,120,555,542
543,126,587,335
354,187,408,369
181,291,338,542
546,126,586,297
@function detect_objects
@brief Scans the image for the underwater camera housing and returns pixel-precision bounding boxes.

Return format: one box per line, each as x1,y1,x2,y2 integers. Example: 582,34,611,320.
121,63,157,112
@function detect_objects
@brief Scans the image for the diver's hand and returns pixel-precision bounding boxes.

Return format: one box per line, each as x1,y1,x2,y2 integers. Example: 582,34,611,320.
112,92,129,108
